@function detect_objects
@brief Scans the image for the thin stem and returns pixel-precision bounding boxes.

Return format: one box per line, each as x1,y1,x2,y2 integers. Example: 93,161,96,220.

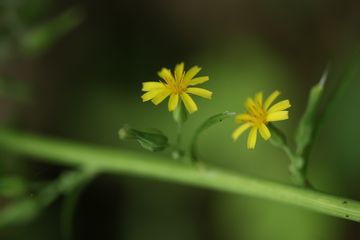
61,168,95,240
279,145,310,187
0,129,359,222
176,122,182,147
171,122,184,160
189,111,235,163
0,168,96,228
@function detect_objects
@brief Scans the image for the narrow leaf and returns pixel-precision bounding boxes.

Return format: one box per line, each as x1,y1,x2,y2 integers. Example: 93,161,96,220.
295,68,328,157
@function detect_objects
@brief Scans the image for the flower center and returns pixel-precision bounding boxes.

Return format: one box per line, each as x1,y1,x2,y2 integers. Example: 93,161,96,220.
250,107,268,126
170,82,186,94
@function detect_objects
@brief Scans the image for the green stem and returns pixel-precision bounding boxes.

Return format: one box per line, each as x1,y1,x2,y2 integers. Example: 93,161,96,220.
0,129,359,222
189,111,235,163
171,122,184,160
176,122,182,147
61,168,95,240
0,168,95,228
278,145,308,187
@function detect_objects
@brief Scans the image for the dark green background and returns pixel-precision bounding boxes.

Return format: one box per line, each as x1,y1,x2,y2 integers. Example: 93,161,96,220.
1,0,360,239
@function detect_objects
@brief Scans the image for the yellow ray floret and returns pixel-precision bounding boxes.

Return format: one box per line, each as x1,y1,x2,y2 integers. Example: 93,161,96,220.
141,62,212,113
232,91,291,150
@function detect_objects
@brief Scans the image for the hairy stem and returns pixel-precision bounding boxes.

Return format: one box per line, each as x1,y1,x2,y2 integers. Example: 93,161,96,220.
0,129,359,222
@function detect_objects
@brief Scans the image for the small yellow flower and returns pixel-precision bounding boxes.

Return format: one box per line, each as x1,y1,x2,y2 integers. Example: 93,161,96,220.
141,63,212,113
232,91,291,149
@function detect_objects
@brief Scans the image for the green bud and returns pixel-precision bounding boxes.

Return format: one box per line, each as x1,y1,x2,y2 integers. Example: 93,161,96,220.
173,102,188,125
118,125,169,152
118,125,136,140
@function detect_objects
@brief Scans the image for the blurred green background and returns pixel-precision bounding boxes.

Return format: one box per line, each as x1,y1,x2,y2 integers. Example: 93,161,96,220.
1,0,360,239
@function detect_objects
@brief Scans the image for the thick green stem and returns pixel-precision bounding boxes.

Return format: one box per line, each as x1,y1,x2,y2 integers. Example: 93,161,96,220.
0,129,359,222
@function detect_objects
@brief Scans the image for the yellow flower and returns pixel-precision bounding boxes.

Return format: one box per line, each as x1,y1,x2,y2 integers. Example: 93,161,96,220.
141,63,212,113
232,91,291,149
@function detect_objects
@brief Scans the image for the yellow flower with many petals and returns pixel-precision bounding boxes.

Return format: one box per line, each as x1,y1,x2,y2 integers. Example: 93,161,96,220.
232,91,291,149
141,63,212,114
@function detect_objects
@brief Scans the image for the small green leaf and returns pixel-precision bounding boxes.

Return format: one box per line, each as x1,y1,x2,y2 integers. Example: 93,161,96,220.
118,125,169,152
190,111,235,162
295,68,327,157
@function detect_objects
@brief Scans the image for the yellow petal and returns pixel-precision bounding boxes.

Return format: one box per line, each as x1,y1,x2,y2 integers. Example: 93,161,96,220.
266,111,289,122
255,92,263,106
174,62,184,83
247,127,258,149
183,66,201,83
141,89,162,102
186,87,213,99
235,114,254,123
267,100,291,113
181,92,198,113
264,91,280,110
168,94,179,111
245,98,258,114
158,68,175,84
189,76,209,86
151,89,171,105
232,123,251,140
259,123,271,140
142,81,163,91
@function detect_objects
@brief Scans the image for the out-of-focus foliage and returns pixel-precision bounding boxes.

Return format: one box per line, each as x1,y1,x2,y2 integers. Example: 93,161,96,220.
1,0,360,239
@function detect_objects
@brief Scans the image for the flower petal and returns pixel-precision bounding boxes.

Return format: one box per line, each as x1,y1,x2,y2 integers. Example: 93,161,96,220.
259,123,271,140
245,98,258,115
142,81,163,91
232,123,251,141
255,91,263,107
264,91,280,110
186,87,213,99
168,94,179,111
181,92,198,113
141,89,162,102
247,127,258,149
188,76,209,86
183,66,201,84
235,114,254,123
151,89,171,105
268,100,291,113
158,68,175,84
174,62,184,83
266,111,289,122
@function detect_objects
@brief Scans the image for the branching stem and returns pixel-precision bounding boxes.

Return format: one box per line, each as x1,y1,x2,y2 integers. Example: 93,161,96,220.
0,129,359,222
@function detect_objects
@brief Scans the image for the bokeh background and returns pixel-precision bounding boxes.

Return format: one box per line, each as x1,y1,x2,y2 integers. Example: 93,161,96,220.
1,0,360,239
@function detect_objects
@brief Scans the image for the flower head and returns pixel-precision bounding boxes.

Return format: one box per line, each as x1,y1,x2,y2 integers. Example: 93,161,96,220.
232,91,291,149
141,63,212,114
